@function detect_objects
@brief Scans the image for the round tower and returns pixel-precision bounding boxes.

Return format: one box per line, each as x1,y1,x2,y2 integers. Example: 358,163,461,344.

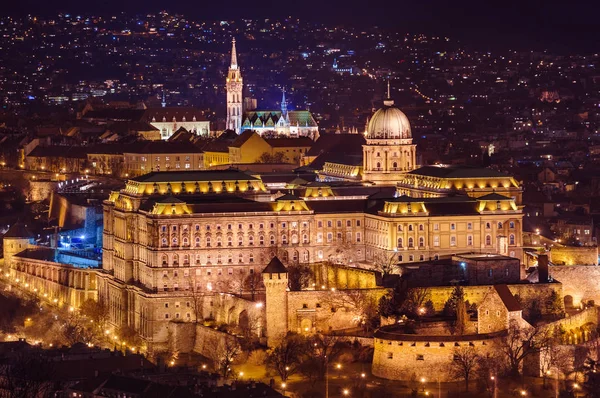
2,222,34,270
262,257,288,348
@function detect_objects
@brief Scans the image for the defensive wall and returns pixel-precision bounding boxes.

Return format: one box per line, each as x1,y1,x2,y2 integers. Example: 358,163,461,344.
550,247,598,266
550,265,600,307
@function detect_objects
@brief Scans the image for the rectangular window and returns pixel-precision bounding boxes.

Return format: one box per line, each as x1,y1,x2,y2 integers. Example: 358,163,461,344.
356,220,361,227
387,352,393,359
327,221,332,228
317,233,323,243
346,220,351,227
450,223,456,231
433,223,439,231
450,236,456,246
318,221,323,228
433,235,440,247
356,232,361,243
416,354,424,361
467,223,472,230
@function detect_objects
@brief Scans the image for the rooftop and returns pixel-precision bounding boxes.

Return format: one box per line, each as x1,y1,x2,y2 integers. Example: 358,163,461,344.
130,170,260,183
408,165,511,179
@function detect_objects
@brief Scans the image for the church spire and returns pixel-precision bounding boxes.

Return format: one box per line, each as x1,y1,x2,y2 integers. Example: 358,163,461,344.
230,38,238,70
281,88,288,116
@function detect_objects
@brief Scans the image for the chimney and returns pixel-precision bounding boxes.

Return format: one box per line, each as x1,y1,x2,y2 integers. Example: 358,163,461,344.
538,254,549,283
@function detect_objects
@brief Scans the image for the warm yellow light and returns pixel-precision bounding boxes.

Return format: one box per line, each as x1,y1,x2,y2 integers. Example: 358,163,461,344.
421,377,426,383
336,363,342,369
343,389,349,396
281,383,287,389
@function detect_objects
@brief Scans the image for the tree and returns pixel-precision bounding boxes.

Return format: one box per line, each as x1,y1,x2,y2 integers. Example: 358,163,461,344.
455,297,468,336
402,287,431,318
244,272,264,301
443,286,465,317
80,299,109,331
499,321,552,377
301,334,345,381
0,352,56,398
266,333,306,381
545,290,565,320
210,338,241,378
372,252,399,277
583,357,600,397
287,262,313,291
324,290,380,333
116,325,142,349
448,346,479,392
526,299,543,325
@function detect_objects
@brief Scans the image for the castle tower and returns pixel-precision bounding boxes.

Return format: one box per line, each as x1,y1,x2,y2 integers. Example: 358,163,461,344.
262,257,288,348
226,38,243,133
2,222,34,270
362,81,417,185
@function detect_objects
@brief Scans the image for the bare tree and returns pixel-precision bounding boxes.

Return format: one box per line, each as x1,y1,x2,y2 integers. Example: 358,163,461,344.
80,299,109,332
266,333,306,381
448,346,478,392
499,321,552,377
323,290,380,332
372,252,400,277
187,276,207,323
303,334,345,381
402,287,431,317
244,272,263,301
209,338,241,378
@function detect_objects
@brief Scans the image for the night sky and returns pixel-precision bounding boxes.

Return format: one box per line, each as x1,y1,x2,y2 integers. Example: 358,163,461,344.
4,0,599,53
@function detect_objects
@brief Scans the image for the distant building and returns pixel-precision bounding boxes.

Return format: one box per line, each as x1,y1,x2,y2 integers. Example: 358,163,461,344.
225,39,319,139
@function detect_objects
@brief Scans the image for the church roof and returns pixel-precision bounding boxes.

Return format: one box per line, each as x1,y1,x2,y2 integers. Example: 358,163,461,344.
242,111,317,128
262,257,288,274
4,222,33,239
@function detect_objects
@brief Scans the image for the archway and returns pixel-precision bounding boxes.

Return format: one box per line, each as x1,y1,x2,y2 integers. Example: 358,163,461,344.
238,310,249,331
564,295,574,308
300,318,312,333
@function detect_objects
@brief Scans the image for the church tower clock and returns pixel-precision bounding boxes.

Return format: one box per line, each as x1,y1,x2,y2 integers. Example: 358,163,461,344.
226,38,243,133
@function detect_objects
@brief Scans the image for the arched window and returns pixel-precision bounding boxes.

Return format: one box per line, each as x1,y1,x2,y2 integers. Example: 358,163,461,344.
184,254,189,265
397,237,403,248
249,253,254,263
216,237,222,247
376,162,381,169
259,235,264,246
248,235,254,246
238,236,243,246
291,234,298,244
497,222,503,229
509,234,515,245
282,235,288,245
195,237,200,247
227,236,233,246
419,224,424,231
485,235,492,246
303,234,308,244
392,162,398,169
206,237,211,247
509,221,515,229
238,253,243,263
408,237,414,248
270,235,276,245
172,237,178,246
161,238,167,247
397,224,403,232
418,237,425,247
408,224,413,232
173,254,179,265
183,237,189,247
162,255,168,265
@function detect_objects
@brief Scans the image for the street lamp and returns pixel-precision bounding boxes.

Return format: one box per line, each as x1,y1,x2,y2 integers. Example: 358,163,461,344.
420,377,426,392
342,389,349,396
281,383,287,397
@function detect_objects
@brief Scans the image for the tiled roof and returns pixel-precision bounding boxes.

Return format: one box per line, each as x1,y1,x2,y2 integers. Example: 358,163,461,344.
3,222,33,238
265,137,314,148
28,145,88,159
130,170,259,183
305,133,365,157
243,110,317,127
262,257,287,274
230,130,260,148
408,165,510,179
494,284,521,312
13,248,55,262
141,107,209,123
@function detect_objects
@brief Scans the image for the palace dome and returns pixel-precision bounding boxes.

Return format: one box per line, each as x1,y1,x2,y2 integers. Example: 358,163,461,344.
367,98,411,140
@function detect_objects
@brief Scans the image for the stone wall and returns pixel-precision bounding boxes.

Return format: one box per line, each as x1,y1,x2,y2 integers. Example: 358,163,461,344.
286,288,389,334
30,180,58,202
372,332,500,382
311,262,378,289
550,247,598,266
550,266,600,307
424,283,561,316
